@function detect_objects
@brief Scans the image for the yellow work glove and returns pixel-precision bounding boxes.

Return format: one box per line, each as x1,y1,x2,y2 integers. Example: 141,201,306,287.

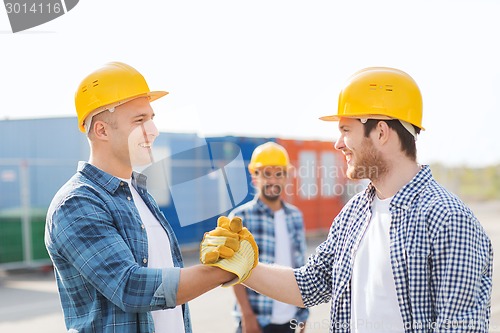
200,216,259,287
200,216,241,264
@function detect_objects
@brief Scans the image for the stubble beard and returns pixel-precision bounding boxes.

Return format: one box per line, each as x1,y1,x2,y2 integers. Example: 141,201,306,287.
346,137,388,182
261,184,282,202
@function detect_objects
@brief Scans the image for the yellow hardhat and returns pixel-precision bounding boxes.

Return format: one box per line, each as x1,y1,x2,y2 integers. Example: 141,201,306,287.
75,62,168,132
320,67,424,130
248,142,290,174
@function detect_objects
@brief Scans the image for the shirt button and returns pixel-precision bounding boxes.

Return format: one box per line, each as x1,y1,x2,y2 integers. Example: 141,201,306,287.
120,182,125,186
141,224,145,229
127,196,131,201
143,258,148,264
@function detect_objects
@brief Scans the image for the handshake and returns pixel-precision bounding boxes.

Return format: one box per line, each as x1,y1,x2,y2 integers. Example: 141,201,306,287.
199,216,259,287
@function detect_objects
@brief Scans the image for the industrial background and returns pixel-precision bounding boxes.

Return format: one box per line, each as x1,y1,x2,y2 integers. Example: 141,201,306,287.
0,117,355,268
1,117,499,332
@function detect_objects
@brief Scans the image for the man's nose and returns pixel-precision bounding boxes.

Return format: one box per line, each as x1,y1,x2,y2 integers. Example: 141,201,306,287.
334,136,345,150
143,119,159,138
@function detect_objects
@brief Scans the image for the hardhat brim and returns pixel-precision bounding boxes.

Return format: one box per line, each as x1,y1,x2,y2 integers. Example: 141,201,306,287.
319,114,392,122
319,113,425,130
148,90,169,102
96,90,169,113
319,114,340,122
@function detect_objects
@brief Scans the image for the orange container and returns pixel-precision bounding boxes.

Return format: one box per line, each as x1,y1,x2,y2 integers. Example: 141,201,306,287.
277,138,348,233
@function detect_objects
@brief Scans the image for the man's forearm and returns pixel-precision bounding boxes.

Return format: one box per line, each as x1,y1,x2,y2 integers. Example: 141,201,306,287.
243,263,305,307
233,284,254,316
176,265,235,305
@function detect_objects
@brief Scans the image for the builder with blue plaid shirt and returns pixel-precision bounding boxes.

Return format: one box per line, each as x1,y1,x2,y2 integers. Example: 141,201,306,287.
236,67,493,332
229,142,309,333
45,62,246,333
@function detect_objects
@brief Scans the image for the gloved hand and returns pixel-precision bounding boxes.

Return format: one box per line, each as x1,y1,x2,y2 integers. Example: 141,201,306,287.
200,216,241,264
200,215,259,287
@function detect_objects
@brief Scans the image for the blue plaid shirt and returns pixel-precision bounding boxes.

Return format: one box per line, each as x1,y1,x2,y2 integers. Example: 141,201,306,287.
230,197,310,327
45,162,192,333
294,165,493,332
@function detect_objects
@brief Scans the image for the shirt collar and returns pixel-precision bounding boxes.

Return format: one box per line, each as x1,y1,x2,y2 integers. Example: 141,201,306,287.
392,164,432,208
132,171,148,191
77,162,148,194
363,164,432,209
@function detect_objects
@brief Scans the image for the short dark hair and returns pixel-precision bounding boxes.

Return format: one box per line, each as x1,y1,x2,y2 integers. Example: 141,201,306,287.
361,119,420,160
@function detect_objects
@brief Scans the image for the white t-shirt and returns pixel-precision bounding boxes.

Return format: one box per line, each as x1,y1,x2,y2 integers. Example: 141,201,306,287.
270,209,298,325
350,195,404,333
126,179,185,333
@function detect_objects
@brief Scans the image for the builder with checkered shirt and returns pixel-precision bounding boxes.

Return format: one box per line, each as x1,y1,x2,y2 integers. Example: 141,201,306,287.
202,67,493,332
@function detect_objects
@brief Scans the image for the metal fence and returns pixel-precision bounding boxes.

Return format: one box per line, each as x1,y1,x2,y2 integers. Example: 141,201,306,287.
0,159,74,268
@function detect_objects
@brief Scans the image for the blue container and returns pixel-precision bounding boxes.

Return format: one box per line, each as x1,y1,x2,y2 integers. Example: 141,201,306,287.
147,135,274,246
0,118,279,247
0,117,88,211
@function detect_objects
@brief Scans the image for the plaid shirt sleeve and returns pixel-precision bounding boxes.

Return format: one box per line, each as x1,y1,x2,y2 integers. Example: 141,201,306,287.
294,221,337,307
429,207,493,330
395,172,493,331
47,189,176,313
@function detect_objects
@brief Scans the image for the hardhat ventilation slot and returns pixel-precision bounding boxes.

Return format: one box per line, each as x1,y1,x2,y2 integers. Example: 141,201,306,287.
369,83,377,90
385,85,393,92
92,80,99,87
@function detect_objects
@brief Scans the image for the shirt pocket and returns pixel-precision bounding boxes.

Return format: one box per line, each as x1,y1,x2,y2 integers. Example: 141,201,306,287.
404,248,435,321
405,249,431,283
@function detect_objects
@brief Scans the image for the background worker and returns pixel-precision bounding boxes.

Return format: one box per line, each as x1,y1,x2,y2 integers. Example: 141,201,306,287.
205,67,493,332
45,62,254,333
229,142,309,333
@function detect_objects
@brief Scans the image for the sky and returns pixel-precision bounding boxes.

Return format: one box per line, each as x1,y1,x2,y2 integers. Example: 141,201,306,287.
1,0,499,167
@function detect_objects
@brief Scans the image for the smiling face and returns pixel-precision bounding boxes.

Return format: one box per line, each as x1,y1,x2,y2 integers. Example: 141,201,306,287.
103,97,158,170
127,119,158,168
334,118,388,181
117,97,158,169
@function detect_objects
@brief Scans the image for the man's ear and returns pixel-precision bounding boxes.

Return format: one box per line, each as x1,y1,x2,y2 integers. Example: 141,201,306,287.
91,120,109,140
376,120,390,144
250,173,257,187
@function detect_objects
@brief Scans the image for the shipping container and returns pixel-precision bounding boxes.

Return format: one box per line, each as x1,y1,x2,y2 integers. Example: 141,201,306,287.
277,138,348,232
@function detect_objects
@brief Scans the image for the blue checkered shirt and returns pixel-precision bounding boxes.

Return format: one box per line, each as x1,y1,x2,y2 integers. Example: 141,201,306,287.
294,165,493,332
230,197,310,327
45,162,192,333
